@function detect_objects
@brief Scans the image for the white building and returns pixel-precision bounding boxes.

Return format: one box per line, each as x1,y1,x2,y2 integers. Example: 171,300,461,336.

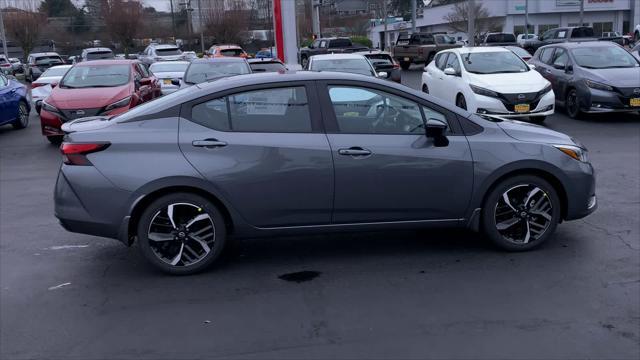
369,0,640,49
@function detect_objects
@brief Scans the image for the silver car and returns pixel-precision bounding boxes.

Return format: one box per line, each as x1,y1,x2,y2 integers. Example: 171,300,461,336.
149,61,189,95
55,72,597,274
139,44,184,66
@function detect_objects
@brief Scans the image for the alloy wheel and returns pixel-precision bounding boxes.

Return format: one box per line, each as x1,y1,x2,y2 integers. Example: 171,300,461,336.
494,184,553,244
566,90,579,118
147,202,216,267
17,103,29,128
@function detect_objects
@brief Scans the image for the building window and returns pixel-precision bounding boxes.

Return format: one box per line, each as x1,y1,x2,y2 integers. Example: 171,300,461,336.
514,25,535,36
568,23,590,27
623,21,630,34
592,22,613,36
538,24,559,36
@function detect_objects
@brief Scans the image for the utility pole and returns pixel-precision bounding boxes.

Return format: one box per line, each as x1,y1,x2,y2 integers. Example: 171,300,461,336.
579,0,584,26
411,0,416,33
468,0,476,46
180,0,193,49
197,0,204,53
525,0,529,38
383,0,388,51
0,2,8,61
170,0,177,40
311,0,320,39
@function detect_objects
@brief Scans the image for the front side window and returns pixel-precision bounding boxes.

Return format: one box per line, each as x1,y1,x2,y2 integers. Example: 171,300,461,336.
435,52,448,70
60,64,131,88
328,86,427,134
445,53,461,73
190,87,312,133
0,74,7,87
539,48,554,64
552,49,568,68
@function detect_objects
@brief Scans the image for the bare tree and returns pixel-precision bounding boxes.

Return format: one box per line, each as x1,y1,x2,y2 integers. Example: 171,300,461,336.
202,0,248,45
444,0,501,40
2,0,45,56
102,0,143,56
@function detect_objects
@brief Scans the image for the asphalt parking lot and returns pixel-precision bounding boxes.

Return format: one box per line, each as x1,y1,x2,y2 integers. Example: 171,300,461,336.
1,69,639,359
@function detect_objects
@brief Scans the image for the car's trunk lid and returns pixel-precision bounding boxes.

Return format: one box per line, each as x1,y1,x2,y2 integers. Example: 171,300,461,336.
61,116,114,133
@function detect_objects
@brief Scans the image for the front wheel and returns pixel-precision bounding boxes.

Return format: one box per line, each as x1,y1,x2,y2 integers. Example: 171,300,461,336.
137,193,227,275
482,175,561,251
12,101,29,129
565,89,582,119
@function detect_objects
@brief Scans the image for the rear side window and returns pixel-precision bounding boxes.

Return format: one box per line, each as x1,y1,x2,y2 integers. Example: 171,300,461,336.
445,53,461,73
190,86,312,133
539,48,554,64
435,52,449,70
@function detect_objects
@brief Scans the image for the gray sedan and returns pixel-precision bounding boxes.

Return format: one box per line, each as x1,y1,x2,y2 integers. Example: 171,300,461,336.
55,72,596,274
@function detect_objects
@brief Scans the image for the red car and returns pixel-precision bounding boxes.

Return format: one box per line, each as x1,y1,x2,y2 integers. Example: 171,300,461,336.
40,60,160,144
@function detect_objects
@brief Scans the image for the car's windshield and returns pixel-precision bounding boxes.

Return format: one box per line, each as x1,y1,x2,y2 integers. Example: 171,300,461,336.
571,46,639,69
249,62,285,72
60,64,130,88
311,58,374,76
35,56,63,66
462,51,528,74
41,66,69,77
150,62,189,73
506,46,531,58
184,61,250,84
156,48,181,56
86,51,114,60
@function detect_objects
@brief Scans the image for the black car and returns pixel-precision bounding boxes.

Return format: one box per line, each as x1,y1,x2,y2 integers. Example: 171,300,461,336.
529,41,640,118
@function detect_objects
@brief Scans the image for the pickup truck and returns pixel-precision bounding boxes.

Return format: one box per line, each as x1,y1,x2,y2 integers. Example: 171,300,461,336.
392,33,461,70
479,32,518,46
524,26,624,53
298,37,369,69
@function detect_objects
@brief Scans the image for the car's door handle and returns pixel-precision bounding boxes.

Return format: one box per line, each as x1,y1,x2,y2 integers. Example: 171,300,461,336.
192,139,227,148
338,147,372,156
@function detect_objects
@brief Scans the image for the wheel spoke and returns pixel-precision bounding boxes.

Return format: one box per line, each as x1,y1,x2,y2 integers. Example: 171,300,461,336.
524,187,541,207
523,221,531,244
502,192,517,212
148,232,175,242
530,210,552,221
185,213,211,228
167,204,178,229
191,225,213,237
169,243,184,265
189,235,211,254
496,217,520,230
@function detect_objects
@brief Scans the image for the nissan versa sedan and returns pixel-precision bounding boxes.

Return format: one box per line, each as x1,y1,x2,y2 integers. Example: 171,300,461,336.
530,42,640,118
55,72,596,274
422,47,554,123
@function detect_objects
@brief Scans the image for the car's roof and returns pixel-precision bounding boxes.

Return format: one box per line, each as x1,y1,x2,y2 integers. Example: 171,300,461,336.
150,61,190,66
46,65,73,70
450,47,511,54
247,58,283,64
75,59,137,66
311,53,367,60
83,47,112,52
152,44,180,49
191,57,247,63
210,44,243,49
29,52,60,56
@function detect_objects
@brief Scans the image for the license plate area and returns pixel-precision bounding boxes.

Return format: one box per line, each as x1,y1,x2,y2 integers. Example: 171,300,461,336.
163,79,172,85
630,98,640,107
514,104,530,113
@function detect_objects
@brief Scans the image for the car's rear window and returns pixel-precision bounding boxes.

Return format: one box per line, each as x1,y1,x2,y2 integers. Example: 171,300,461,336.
86,51,114,60
571,27,594,38
486,34,516,43
220,49,244,57
35,56,63,65
156,48,181,56
329,39,352,48
184,61,251,84
249,62,286,72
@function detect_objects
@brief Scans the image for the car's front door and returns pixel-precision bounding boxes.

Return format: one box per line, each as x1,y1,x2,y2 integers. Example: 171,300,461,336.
0,74,12,125
178,83,334,227
318,82,474,223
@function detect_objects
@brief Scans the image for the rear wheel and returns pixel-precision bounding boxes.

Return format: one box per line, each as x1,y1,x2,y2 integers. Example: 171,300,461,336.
456,94,467,110
47,135,63,145
137,192,227,275
12,101,29,129
399,60,410,70
482,175,561,251
565,89,582,119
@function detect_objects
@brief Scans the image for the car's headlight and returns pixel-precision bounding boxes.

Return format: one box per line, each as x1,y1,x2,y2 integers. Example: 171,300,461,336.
41,100,61,114
585,79,614,92
103,96,131,112
470,84,499,98
538,83,552,95
554,145,589,162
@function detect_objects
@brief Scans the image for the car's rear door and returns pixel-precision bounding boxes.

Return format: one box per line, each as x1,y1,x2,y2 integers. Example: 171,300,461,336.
318,81,473,223
178,82,334,227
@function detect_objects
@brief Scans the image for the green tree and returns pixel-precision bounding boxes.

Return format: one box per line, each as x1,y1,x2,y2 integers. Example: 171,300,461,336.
39,0,78,17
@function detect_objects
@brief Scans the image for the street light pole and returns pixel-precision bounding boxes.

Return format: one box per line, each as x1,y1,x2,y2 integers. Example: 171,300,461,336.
525,0,529,38
579,0,584,26
197,0,204,54
468,0,476,46
383,0,388,51
170,0,177,40
0,2,9,60
411,0,416,33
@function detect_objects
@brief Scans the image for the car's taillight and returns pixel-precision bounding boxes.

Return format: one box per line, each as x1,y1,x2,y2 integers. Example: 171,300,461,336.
60,142,110,166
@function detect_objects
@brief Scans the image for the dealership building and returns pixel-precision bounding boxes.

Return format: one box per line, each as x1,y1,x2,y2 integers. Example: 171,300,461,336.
369,0,640,49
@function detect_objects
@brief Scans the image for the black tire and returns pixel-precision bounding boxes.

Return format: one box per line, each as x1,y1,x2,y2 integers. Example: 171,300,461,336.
399,60,410,70
529,116,546,124
421,83,429,94
47,135,63,145
137,192,227,275
565,89,582,119
456,94,467,110
12,101,29,129
301,56,309,70
482,175,561,251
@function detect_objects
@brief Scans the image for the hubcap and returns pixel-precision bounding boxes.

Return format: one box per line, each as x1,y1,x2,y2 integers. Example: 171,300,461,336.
147,202,215,267
494,184,553,244
19,104,28,125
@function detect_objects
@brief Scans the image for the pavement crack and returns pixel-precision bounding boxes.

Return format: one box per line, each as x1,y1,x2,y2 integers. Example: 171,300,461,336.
580,220,639,251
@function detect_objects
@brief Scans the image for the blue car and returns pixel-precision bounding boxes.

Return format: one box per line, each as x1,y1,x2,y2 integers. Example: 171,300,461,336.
0,73,30,130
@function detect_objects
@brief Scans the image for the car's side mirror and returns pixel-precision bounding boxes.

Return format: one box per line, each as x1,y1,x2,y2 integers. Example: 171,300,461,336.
565,64,573,73
377,71,389,78
426,118,449,146
528,64,536,70
171,78,180,86
444,67,458,76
